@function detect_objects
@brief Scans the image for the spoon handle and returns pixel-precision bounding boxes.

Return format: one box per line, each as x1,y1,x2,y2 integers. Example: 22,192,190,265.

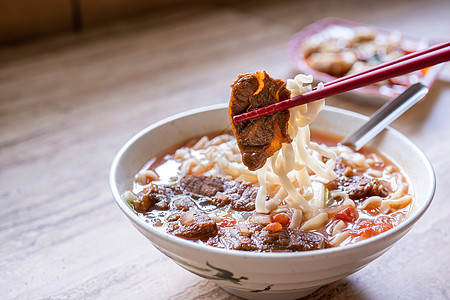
341,82,429,151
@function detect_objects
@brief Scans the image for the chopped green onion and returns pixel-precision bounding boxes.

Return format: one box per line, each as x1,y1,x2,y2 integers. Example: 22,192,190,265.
122,191,137,208
126,199,134,208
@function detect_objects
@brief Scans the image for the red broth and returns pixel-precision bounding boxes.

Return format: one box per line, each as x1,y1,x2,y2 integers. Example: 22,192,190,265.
126,130,413,252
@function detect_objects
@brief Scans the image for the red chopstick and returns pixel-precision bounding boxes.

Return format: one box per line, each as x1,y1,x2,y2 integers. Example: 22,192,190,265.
233,43,450,124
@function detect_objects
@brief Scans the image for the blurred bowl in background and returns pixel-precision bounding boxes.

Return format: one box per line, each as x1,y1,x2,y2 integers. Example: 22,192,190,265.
287,18,444,103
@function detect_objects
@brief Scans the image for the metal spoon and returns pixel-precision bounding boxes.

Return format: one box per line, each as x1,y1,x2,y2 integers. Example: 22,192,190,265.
341,82,429,151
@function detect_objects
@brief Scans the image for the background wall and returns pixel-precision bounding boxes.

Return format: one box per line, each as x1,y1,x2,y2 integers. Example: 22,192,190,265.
0,0,200,43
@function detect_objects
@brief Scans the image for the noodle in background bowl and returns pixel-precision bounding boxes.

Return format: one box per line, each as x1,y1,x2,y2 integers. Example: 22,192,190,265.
110,104,435,300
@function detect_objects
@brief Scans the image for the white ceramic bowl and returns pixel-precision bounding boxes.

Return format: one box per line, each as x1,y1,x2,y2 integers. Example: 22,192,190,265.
110,104,435,300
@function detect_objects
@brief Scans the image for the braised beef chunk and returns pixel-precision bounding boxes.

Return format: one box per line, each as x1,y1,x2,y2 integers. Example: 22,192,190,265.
167,210,217,239
134,175,256,213
134,184,181,213
254,228,326,251
326,157,391,201
229,185,257,211
229,71,291,171
206,224,327,252
180,175,226,197
254,229,291,251
287,229,327,251
207,225,260,251
326,176,390,200
180,175,256,211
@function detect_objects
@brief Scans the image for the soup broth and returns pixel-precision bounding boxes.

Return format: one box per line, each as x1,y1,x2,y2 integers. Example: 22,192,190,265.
124,131,413,252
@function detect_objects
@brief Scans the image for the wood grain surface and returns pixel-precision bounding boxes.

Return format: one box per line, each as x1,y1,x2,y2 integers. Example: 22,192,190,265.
1,0,449,299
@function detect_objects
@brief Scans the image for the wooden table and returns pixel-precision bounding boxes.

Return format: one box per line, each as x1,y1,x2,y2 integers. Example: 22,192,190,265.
2,0,449,299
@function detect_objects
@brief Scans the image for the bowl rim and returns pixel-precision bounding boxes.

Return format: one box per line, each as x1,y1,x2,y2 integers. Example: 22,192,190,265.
110,103,435,259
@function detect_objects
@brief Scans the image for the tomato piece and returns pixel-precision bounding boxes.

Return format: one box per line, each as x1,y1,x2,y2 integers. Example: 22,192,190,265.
334,207,359,223
218,217,236,227
352,219,394,238
271,213,291,227
364,205,380,216
263,222,282,232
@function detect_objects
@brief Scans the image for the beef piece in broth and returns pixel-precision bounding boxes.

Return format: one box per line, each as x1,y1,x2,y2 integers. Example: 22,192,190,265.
180,175,225,198
135,175,257,213
167,210,217,239
207,223,327,252
287,229,328,251
134,184,182,213
207,225,260,251
253,228,326,251
327,176,390,200
229,71,292,171
326,157,391,201
180,175,257,211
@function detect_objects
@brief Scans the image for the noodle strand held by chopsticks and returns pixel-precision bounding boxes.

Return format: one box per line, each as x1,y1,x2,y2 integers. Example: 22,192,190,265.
254,75,337,213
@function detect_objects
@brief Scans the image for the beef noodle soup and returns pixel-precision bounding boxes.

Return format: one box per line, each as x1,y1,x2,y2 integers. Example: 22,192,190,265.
124,130,413,252
123,72,414,252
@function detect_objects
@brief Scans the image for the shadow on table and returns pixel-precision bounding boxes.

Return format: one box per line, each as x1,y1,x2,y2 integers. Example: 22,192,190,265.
302,279,367,300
